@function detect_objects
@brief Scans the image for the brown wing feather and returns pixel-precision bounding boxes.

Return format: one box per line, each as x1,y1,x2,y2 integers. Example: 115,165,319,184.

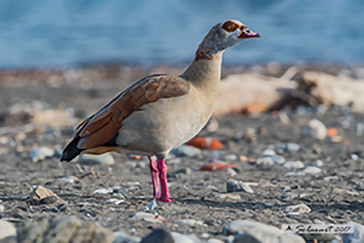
75,74,190,150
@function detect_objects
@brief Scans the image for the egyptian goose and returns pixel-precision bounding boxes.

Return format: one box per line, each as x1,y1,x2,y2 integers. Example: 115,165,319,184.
61,19,260,205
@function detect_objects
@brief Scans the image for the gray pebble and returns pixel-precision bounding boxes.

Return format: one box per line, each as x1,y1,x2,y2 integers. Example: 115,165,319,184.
113,231,141,243
171,145,201,158
256,157,274,165
310,159,324,167
262,149,276,156
0,220,16,240
285,143,300,152
75,153,115,166
30,147,55,163
283,161,305,169
227,179,254,193
270,155,285,164
171,232,195,243
141,229,174,243
342,222,364,243
284,203,311,215
0,204,4,213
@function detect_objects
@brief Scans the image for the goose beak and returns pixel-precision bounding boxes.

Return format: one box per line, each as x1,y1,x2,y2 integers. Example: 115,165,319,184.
239,28,260,39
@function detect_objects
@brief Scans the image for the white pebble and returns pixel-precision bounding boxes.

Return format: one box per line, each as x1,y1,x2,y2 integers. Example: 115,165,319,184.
262,149,276,156
30,147,55,163
283,161,305,169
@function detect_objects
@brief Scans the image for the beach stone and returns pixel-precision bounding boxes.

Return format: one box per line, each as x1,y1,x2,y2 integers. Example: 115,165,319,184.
285,143,300,152
342,222,364,243
17,216,113,243
256,157,274,165
216,194,241,200
283,161,305,169
171,145,201,158
207,239,224,243
30,147,55,162
262,149,275,156
174,219,205,226
141,229,174,243
223,220,304,243
168,167,192,178
171,232,195,243
29,185,60,205
227,179,254,193
310,159,324,167
284,203,311,215
0,220,16,240
113,231,141,243
304,119,327,139
225,154,238,160
0,204,4,213
270,155,285,164
76,153,115,166
301,166,322,174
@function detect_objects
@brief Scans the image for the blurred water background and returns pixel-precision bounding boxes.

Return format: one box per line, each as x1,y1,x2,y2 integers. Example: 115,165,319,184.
0,0,363,69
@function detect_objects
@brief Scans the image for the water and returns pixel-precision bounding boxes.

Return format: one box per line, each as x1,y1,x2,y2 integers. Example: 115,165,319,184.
0,0,363,69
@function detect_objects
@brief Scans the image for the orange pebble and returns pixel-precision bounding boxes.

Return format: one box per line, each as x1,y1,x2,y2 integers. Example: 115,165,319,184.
199,162,240,171
326,128,337,137
186,137,223,150
343,140,351,146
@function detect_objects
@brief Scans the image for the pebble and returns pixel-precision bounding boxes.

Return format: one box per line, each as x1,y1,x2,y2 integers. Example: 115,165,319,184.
113,231,141,243
171,145,202,158
256,157,275,165
310,159,324,167
227,167,237,176
284,203,311,215
140,229,174,243
175,219,205,226
207,239,224,243
225,154,238,160
171,232,195,243
30,147,55,162
283,161,305,169
131,161,147,168
324,176,339,181
58,176,79,183
270,155,286,164
342,221,364,243
304,119,327,139
226,179,254,193
130,212,155,220
262,149,276,156
285,166,322,176
285,143,300,152
216,194,241,200
93,188,113,194
17,216,113,243
168,167,192,178
209,150,220,158
0,220,16,240
75,153,115,166
223,220,304,243
105,199,125,205
0,204,4,213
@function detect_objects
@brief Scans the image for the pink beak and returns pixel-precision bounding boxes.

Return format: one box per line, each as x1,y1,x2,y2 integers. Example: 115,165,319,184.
239,28,260,39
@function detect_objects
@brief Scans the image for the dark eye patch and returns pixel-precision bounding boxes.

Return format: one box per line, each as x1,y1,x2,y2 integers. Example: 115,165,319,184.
222,20,238,32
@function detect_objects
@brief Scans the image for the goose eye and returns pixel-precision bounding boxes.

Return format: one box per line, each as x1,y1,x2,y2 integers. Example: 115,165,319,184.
222,21,238,32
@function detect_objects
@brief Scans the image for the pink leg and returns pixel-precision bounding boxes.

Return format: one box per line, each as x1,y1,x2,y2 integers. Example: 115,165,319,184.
157,158,173,202
149,157,161,201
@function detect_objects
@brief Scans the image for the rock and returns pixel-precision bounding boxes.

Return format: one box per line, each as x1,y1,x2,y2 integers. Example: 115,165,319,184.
30,147,55,162
256,157,274,165
301,166,322,174
227,167,237,176
270,155,286,164
227,179,254,193
141,229,174,243
168,167,192,178
285,143,300,152
93,188,113,194
171,232,195,243
0,220,16,240
28,185,60,205
207,239,224,243
106,199,125,205
342,222,364,243
130,212,155,220
174,219,205,226
216,194,241,200
304,119,327,139
0,204,4,213
223,220,304,243
284,203,311,215
17,216,113,243
262,149,275,156
283,161,305,169
58,176,79,183
225,154,238,160
113,231,141,243
75,153,115,166
310,159,324,167
171,145,202,158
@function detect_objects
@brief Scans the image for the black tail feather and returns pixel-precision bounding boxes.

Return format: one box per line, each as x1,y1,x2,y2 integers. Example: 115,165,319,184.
60,137,84,162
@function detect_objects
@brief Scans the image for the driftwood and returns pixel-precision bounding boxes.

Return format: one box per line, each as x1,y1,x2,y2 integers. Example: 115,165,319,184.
214,67,298,116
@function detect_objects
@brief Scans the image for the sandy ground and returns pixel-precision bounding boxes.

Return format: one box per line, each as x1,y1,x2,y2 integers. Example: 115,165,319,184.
0,66,364,242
